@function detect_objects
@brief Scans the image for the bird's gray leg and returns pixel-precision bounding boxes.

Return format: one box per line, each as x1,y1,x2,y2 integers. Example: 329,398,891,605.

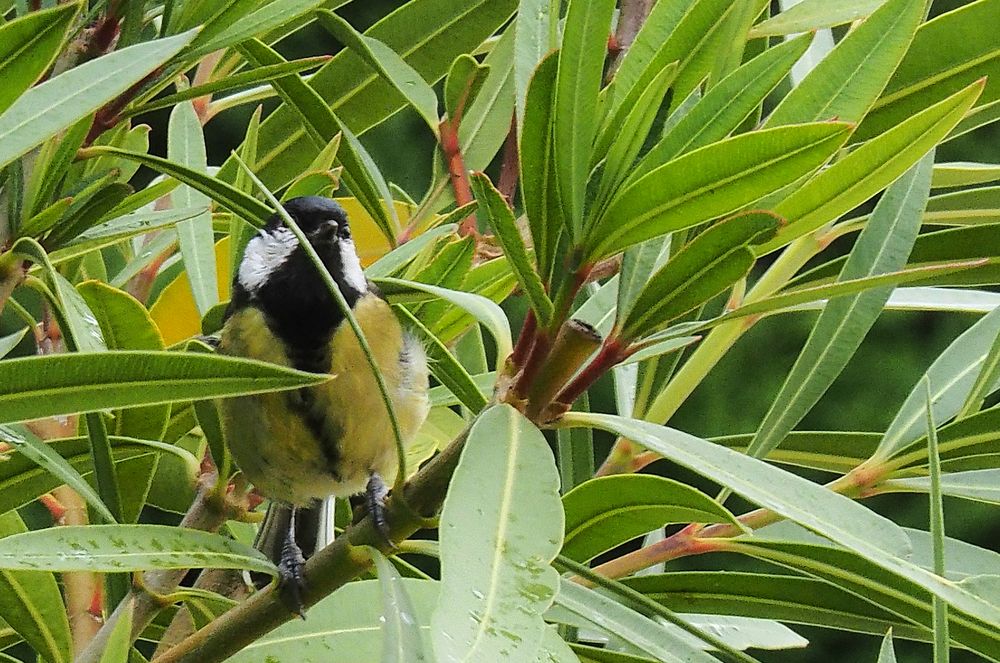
365,473,391,544
278,506,308,617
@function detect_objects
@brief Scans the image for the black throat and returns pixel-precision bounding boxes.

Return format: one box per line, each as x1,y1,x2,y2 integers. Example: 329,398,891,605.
228,244,364,374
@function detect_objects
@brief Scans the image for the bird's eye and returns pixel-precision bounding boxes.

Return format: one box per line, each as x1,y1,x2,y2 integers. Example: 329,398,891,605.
337,223,351,239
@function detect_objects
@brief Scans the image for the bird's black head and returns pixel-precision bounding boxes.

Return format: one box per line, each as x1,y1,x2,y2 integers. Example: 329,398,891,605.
228,197,368,368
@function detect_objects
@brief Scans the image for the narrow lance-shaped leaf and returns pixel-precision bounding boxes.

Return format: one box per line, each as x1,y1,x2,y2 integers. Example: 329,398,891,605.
237,37,401,243
372,550,430,663
513,0,555,128
749,0,886,36
745,152,934,462
519,51,562,285
561,475,743,563
633,32,813,177
0,511,72,663
0,526,276,575
215,0,518,189
875,304,1000,460
763,80,985,254
0,30,198,171
82,146,273,225
764,0,925,126
619,212,781,340
565,413,1000,628
183,0,329,58
444,54,489,121
0,351,328,425
856,0,1000,142
553,0,616,237
431,405,562,662
316,11,439,136
470,172,553,326
588,122,851,260
375,277,513,368
169,100,218,316
0,4,79,115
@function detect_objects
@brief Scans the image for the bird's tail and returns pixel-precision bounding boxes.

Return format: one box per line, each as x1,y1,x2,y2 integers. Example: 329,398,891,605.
251,497,336,588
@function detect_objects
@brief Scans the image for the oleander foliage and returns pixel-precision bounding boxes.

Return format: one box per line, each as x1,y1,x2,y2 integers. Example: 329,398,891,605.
0,0,998,661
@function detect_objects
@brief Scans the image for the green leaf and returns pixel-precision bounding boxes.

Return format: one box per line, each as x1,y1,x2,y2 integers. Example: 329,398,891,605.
367,223,462,278
0,327,27,359
748,0,885,36
920,186,1000,227
620,211,781,339
0,525,276,574
875,306,1000,460
552,580,716,663
0,434,197,517
0,351,328,425
99,598,133,663
553,0,616,237
218,0,517,189
169,100,217,316
395,306,488,413
226,579,438,661
470,172,553,325
616,237,670,324
83,146,272,226
609,0,733,116
183,0,329,58
0,3,78,115
561,475,743,563
931,162,1000,189
444,55,489,121
237,37,400,243
721,539,999,658
0,425,116,523
594,62,677,204
431,405,562,662
764,0,925,126
563,413,910,555
570,413,1000,630
856,0,1000,142
372,550,430,663
589,122,850,260
707,261,985,329
763,81,984,254
125,58,329,117
317,11,439,135
883,469,1000,506
519,52,561,285
745,152,934,462
0,511,72,663
376,277,513,368
878,630,897,663
626,571,938,643
0,30,197,171
634,32,812,175
513,0,555,128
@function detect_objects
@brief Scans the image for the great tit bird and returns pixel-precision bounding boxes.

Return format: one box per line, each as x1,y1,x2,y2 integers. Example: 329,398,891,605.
218,196,430,608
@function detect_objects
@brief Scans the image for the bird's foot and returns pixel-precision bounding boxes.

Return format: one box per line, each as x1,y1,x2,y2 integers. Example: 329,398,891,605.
278,511,308,618
366,473,392,546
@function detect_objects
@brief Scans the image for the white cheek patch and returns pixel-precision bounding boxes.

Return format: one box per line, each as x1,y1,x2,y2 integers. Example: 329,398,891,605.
339,238,367,295
238,227,298,292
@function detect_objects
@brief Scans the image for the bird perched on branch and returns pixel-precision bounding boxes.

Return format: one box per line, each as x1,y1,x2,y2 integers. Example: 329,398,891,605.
218,196,429,612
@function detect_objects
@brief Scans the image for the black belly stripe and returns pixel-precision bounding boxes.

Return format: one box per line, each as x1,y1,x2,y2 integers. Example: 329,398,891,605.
287,387,344,481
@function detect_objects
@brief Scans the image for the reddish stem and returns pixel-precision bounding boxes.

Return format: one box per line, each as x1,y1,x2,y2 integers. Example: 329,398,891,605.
496,116,520,203
439,118,476,235
511,310,538,368
512,331,551,398
84,67,162,146
552,337,627,407
39,493,67,522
